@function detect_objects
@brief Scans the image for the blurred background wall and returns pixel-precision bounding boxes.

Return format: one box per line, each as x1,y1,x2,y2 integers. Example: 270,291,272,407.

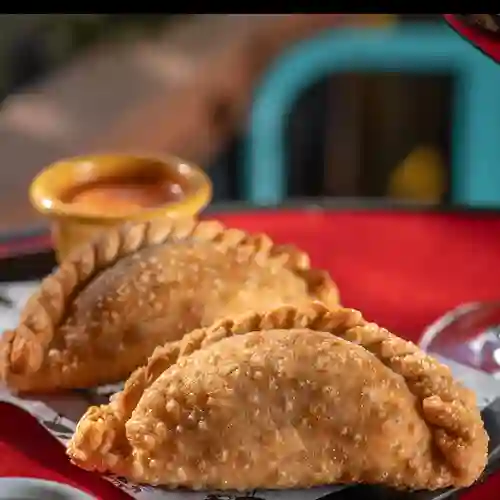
0,14,470,230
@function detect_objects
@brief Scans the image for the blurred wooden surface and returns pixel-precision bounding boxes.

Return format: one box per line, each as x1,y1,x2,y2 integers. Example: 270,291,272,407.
0,14,343,233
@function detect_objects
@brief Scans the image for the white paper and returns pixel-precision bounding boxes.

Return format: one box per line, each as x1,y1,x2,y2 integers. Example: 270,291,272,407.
0,281,39,330
0,281,343,500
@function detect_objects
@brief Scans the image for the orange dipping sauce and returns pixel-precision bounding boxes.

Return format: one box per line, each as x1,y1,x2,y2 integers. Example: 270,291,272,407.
62,176,184,216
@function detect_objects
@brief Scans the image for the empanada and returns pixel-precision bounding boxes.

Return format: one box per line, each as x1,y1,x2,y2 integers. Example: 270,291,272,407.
67,303,488,491
0,218,338,392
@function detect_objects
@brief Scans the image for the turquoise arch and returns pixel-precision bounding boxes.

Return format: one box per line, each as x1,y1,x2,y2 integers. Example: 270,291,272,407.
244,24,500,206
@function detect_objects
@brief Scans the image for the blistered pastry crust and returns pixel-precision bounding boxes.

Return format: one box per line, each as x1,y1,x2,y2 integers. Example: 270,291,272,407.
0,218,338,392
67,303,488,491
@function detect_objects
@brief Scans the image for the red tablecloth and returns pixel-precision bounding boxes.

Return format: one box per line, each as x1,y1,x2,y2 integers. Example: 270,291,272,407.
1,209,500,498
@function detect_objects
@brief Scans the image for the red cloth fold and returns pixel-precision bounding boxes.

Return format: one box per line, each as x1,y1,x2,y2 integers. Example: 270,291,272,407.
444,14,500,62
1,210,499,498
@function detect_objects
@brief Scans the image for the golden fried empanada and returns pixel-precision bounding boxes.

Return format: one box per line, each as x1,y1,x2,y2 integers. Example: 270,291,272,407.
0,218,338,392
67,303,488,491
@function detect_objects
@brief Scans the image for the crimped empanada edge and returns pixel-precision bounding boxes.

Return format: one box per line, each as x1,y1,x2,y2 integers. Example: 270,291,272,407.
68,302,488,487
0,217,338,391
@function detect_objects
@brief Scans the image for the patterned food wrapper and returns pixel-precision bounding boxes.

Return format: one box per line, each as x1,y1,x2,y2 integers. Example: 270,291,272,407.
0,281,344,500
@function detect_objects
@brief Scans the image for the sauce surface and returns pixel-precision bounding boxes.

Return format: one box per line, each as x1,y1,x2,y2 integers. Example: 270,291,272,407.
62,176,184,216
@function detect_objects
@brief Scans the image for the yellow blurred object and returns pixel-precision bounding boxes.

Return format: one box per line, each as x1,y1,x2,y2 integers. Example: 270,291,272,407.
387,146,446,202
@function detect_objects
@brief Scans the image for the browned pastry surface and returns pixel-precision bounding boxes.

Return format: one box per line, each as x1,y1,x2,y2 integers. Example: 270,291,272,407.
67,303,488,491
0,218,338,393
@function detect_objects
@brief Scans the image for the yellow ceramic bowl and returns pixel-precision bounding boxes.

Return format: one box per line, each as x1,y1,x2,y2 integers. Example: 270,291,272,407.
29,153,212,261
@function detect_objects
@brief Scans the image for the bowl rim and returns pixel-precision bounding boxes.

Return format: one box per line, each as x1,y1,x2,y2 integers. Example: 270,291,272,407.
0,477,93,499
29,152,212,224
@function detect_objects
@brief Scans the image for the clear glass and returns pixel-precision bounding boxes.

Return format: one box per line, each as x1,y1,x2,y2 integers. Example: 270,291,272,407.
420,301,500,377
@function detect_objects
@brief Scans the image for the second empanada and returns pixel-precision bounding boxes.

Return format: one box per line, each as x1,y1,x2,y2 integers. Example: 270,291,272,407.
0,218,338,392
67,303,488,491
